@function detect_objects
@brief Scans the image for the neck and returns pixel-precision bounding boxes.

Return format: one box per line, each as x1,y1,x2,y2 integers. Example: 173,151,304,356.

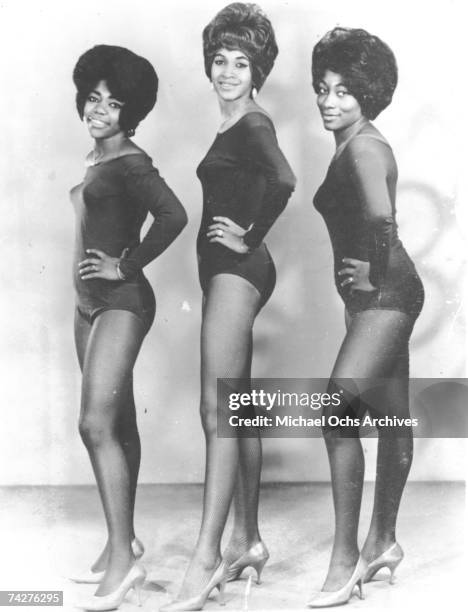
333,117,368,148
218,96,255,123
93,132,127,157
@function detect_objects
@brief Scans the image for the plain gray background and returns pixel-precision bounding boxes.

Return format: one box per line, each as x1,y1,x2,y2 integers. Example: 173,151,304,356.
0,0,465,485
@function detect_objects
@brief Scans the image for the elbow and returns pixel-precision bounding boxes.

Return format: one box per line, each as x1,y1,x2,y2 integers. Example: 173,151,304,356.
174,204,188,234
280,171,297,195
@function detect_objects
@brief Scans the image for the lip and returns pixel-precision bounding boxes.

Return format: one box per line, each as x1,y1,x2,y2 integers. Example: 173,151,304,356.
217,81,239,88
321,113,339,119
87,116,109,128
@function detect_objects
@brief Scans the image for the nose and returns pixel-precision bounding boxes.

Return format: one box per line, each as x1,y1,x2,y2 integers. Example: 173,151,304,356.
321,92,336,109
92,100,107,115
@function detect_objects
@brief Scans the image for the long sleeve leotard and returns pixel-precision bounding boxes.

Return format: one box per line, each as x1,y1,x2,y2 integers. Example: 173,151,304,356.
313,126,424,318
71,152,187,329
196,111,296,306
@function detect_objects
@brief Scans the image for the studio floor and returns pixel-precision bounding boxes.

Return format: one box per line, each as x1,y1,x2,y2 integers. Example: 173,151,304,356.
0,482,465,611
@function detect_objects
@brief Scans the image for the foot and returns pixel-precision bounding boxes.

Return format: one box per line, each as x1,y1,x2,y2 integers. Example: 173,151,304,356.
95,550,135,596
360,538,396,564
176,553,222,600
320,553,360,592
222,536,261,565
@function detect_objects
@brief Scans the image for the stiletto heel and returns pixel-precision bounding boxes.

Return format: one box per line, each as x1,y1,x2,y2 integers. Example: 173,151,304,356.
133,575,145,607
226,541,269,583
159,560,230,612
307,557,368,608
76,563,146,611
69,537,145,584
363,542,403,584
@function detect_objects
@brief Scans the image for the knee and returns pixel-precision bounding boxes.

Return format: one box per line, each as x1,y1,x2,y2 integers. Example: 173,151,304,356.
199,403,218,437
79,414,114,448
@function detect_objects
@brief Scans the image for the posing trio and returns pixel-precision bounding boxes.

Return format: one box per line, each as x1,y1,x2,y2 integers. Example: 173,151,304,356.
69,2,424,610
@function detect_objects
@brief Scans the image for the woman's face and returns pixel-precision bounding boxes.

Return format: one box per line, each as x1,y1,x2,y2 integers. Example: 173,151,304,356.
83,80,125,140
316,70,363,131
211,48,253,102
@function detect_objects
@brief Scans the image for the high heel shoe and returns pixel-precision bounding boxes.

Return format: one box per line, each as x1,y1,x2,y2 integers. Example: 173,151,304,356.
69,537,145,583
226,541,269,584
159,560,230,612
76,563,146,611
363,542,403,584
307,557,368,608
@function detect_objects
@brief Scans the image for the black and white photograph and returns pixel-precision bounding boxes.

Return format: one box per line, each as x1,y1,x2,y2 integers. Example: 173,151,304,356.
1,0,466,610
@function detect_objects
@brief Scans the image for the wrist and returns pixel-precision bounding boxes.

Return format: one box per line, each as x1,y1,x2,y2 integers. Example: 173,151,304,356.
116,261,127,281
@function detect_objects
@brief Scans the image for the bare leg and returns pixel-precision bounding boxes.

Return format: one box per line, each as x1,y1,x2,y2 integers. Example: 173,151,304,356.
321,309,415,592
177,274,261,598
74,311,140,574
222,337,263,563
75,309,146,595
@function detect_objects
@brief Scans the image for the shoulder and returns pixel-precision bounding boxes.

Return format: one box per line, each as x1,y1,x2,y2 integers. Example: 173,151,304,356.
121,153,159,178
343,132,394,174
239,111,275,133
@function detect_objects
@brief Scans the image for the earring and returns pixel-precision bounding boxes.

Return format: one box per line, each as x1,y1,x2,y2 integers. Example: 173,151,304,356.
252,87,258,99
126,128,135,137
210,81,214,91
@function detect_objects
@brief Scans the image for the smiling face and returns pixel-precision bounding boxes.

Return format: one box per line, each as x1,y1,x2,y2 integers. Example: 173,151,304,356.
83,80,125,140
211,48,253,102
316,70,363,132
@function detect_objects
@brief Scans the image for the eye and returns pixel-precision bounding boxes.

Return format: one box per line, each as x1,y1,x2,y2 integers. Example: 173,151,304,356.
336,90,348,98
317,86,327,95
213,58,225,66
109,102,123,109
236,62,249,69
87,94,99,103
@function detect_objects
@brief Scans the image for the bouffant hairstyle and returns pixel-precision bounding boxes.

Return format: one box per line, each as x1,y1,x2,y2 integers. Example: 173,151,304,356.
312,28,397,120
203,3,278,91
73,45,158,135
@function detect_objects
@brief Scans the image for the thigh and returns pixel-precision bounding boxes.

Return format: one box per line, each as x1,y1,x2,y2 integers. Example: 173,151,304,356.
201,274,261,407
333,309,414,379
80,310,146,419
74,308,92,371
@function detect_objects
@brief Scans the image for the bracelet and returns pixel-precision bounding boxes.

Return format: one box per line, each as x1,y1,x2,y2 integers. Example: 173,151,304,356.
116,262,127,281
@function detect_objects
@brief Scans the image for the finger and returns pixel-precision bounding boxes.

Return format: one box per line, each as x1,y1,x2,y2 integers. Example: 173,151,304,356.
212,216,231,226
337,267,356,276
79,264,100,274
78,258,100,267
207,223,226,231
340,277,354,287
120,247,130,258
341,258,358,267
80,272,103,280
209,236,226,244
86,248,105,259
207,229,230,238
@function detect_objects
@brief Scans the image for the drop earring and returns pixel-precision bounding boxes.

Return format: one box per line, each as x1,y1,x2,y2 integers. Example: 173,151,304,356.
210,81,214,91
251,87,258,99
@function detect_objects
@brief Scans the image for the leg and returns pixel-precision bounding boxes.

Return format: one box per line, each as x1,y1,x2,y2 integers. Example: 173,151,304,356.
361,344,413,563
74,311,141,574
178,274,262,598
222,335,264,564
77,310,146,595
321,309,415,591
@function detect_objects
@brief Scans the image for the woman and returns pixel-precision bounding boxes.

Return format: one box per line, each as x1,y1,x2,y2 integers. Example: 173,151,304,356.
161,4,295,611
70,45,187,610
308,28,424,607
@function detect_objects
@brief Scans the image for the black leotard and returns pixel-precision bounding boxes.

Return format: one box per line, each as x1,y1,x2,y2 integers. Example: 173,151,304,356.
71,153,187,330
313,125,424,318
196,111,296,306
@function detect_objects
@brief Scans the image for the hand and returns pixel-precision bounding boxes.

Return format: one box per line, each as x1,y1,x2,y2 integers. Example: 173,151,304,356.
207,216,249,254
338,258,377,292
78,248,121,281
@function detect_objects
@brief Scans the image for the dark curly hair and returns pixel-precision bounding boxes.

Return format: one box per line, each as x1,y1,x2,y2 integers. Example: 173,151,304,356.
203,2,278,91
73,45,158,135
312,27,397,120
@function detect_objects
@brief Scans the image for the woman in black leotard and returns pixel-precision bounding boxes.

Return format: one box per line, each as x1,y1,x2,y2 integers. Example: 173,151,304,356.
308,28,424,608
70,45,186,610
161,4,295,611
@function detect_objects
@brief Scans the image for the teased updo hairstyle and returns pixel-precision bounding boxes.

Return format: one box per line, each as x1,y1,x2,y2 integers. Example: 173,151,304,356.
73,45,158,136
203,2,278,91
312,27,397,120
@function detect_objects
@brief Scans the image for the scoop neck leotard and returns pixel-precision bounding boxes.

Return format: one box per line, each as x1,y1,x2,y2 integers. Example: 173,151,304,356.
70,152,187,330
313,125,424,318
196,111,296,307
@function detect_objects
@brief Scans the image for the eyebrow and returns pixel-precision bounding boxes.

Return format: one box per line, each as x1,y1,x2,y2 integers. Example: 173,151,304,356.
214,52,249,61
89,89,124,103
